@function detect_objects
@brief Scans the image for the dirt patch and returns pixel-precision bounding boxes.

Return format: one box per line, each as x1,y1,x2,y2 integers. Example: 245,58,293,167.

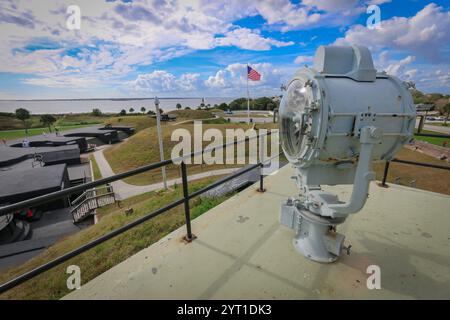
374,147,450,195
405,140,449,162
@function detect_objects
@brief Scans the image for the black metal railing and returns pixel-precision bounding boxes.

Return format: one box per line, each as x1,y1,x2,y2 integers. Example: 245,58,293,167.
1,120,449,294
0,131,277,294
378,117,450,186
380,158,450,187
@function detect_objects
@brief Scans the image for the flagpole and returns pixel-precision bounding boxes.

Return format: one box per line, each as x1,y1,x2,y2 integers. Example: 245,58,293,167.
247,63,250,124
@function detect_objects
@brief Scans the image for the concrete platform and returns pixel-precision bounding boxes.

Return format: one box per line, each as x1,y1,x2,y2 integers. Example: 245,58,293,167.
63,165,450,300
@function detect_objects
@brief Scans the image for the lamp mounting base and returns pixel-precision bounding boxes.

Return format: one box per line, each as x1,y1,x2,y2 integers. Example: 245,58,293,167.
280,199,347,263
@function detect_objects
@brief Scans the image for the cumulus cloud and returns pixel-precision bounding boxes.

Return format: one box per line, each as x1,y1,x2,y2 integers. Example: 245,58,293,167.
374,51,449,93
0,0,292,89
199,0,385,32
216,28,294,51
385,55,416,77
334,3,450,63
130,62,288,96
294,55,314,65
0,0,447,95
204,63,286,96
130,71,204,94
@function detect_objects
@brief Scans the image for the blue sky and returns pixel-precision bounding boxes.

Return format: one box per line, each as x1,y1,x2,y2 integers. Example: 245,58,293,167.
0,0,448,99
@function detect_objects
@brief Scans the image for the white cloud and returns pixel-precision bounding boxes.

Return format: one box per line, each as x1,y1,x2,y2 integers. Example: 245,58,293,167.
130,62,288,97
204,63,285,95
130,71,204,94
385,55,416,77
0,0,292,90
367,0,391,5
374,51,449,93
334,3,450,63
302,0,363,15
294,55,314,64
0,0,447,95
216,28,294,51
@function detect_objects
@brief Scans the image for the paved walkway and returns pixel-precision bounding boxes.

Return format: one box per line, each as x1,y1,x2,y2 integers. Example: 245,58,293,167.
415,119,450,135
92,148,239,200
423,124,450,135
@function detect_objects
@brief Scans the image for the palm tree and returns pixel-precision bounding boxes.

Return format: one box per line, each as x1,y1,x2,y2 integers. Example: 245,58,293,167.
140,107,146,114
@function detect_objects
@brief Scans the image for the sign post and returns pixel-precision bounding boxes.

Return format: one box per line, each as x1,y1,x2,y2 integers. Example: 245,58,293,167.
154,97,168,189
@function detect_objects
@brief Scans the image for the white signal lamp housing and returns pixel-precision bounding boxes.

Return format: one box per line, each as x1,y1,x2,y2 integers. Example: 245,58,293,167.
279,45,416,262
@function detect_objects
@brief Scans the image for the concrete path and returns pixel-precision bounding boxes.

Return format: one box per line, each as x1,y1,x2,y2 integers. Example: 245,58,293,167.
92,148,239,200
423,124,450,135
415,119,450,135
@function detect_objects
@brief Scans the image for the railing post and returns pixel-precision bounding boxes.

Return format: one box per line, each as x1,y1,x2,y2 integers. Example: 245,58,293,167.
181,162,195,242
257,132,266,192
380,161,390,188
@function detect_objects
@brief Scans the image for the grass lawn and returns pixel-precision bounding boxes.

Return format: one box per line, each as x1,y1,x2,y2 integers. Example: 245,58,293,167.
228,113,271,118
104,115,156,132
89,155,102,181
373,147,450,195
168,109,214,119
103,122,279,186
414,130,449,148
0,176,231,300
0,115,157,140
0,110,223,140
0,115,43,130
0,124,96,140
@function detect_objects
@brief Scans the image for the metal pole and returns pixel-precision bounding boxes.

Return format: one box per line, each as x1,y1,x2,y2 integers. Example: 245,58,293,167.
154,96,168,189
247,63,250,124
258,132,265,192
381,161,390,187
181,162,194,241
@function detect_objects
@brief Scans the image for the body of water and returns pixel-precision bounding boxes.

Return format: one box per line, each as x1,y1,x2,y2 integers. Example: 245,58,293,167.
0,97,235,115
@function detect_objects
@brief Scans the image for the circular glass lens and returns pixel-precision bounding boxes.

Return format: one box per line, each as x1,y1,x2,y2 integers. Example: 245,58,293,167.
279,79,310,160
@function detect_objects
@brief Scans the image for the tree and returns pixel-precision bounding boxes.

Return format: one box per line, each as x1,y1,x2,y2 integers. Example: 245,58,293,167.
443,103,450,126
129,107,135,114
140,107,146,114
15,108,31,133
176,103,182,110
119,109,127,116
40,114,57,132
185,106,191,110
92,108,102,116
218,102,228,110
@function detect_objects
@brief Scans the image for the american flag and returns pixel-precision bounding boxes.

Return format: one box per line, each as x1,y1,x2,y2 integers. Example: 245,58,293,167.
247,65,261,81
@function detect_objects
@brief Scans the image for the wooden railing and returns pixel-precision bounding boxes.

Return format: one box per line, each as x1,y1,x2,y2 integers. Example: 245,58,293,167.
70,185,115,223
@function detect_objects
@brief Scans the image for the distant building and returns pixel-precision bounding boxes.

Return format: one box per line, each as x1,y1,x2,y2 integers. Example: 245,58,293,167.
160,114,177,122
415,103,435,112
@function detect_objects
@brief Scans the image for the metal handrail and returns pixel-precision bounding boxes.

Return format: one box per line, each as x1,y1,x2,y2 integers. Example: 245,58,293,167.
0,131,276,293
3,120,445,294
0,131,274,216
70,192,115,213
0,162,267,293
380,158,450,187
